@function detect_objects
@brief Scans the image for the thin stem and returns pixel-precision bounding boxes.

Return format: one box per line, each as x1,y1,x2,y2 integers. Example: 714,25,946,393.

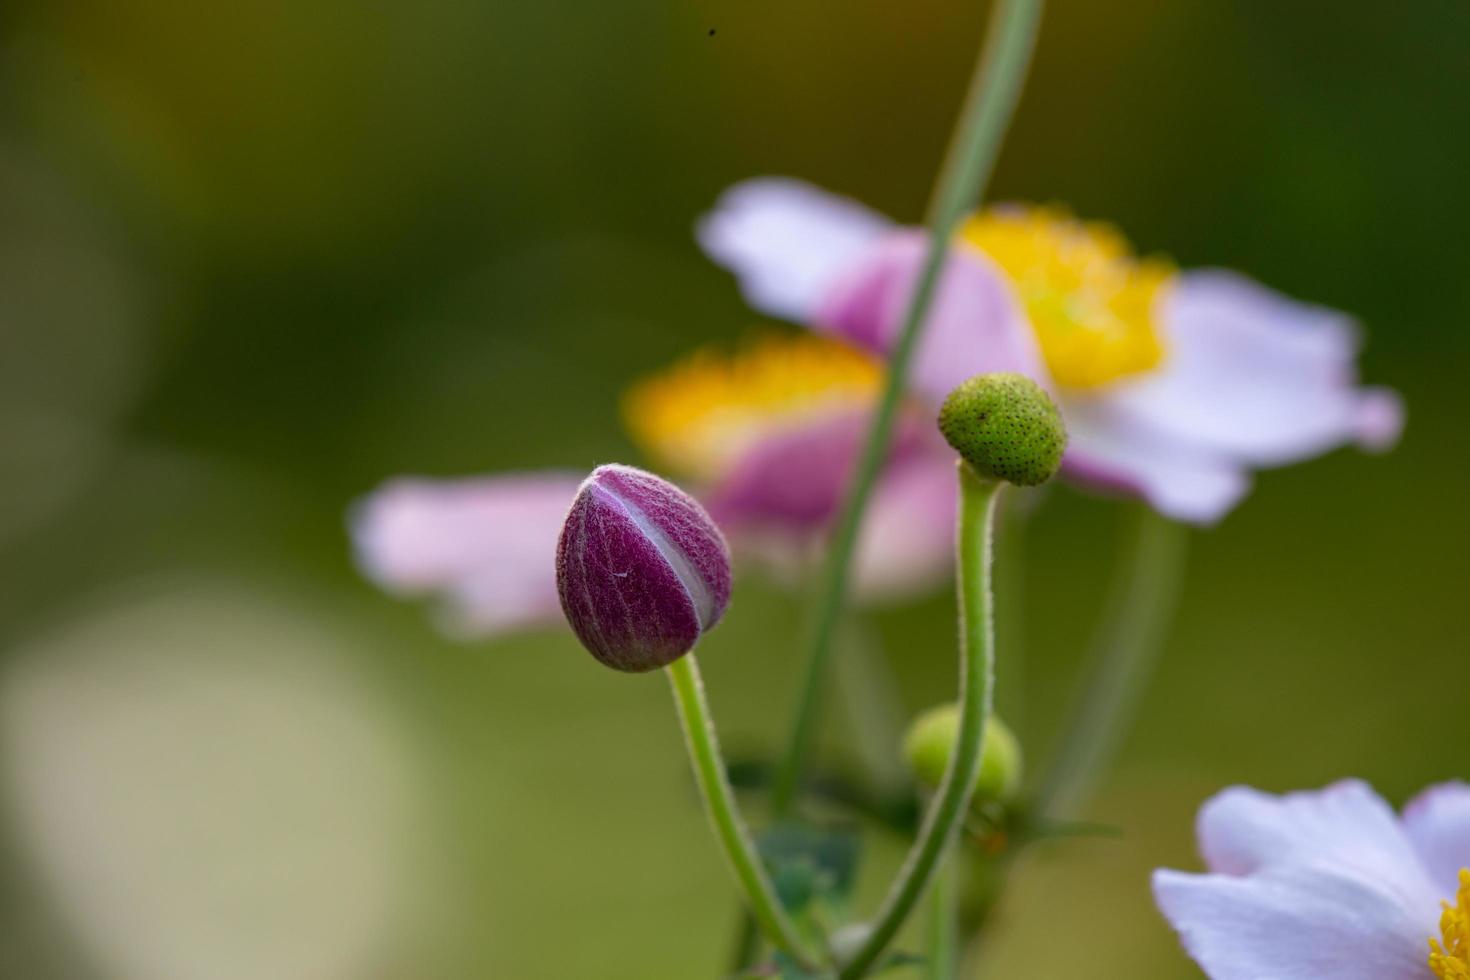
926,856,960,980
839,466,1001,980
768,0,1046,823
727,915,762,978
1034,504,1188,819
960,506,1188,980
665,654,823,972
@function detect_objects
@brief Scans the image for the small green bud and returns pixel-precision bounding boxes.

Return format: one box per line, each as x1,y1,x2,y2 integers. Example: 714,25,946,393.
937,373,1066,486
903,703,1023,806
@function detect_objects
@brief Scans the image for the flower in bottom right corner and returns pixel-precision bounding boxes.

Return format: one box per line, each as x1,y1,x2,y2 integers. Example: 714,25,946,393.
1153,780,1470,979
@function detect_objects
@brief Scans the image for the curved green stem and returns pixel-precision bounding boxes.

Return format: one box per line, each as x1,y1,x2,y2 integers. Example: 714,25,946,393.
665,654,823,972
838,466,1000,979
1034,505,1188,818
767,0,1046,824
727,914,763,978
959,506,1188,980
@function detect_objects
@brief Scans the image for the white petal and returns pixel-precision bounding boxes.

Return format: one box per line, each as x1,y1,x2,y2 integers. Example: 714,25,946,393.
697,178,893,322
1060,393,1251,524
350,473,580,637
1154,863,1438,980
1403,781,1470,898
1106,270,1405,466
1196,782,1435,896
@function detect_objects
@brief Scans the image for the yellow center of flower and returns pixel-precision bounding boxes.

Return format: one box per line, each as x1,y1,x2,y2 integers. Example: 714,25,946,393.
959,206,1175,389
1430,869,1470,979
621,333,882,482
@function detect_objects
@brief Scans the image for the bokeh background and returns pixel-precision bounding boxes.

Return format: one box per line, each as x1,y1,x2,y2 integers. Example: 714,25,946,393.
1,1,1466,977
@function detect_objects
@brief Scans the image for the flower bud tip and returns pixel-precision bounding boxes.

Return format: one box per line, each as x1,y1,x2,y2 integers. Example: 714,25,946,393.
556,464,731,672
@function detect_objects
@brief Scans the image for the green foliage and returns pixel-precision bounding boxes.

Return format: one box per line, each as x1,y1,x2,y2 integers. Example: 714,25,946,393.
758,823,862,921
754,949,923,979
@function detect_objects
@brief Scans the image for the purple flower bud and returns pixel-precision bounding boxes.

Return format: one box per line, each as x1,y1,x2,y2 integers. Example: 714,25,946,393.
556,464,732,672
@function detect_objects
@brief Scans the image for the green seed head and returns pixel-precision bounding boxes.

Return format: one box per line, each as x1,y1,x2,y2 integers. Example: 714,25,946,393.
937,373,1067,486
903,703,1023,806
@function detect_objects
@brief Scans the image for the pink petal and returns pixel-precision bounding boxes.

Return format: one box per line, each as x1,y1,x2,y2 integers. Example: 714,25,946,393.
703,409,931,535
351,473,581,637
702,413,870,534
852,452,959,603
1402,781,1470,899
1154,863,1438,980
1060,394,1251,525
1105,270,1406,466
697,178,893,323
702,407,958,604
814,230,1045,405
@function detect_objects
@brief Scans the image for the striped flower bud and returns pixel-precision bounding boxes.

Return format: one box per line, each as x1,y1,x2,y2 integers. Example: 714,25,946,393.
556,464,732,672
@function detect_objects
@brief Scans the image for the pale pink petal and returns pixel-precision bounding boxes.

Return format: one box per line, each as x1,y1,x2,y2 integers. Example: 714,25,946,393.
1060,394,1251,524
1403,781,1470,898
702,412,871,534
703,406,956,604
852,453,958,603
697,178,893,322
1105,270,1406,467
703,409,931,535
1196,781,1432,889
1154,863,1438,980
351,473,580,637
814,230,1045,405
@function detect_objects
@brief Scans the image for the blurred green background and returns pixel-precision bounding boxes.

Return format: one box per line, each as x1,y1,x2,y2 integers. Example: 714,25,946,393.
0,1,1465,977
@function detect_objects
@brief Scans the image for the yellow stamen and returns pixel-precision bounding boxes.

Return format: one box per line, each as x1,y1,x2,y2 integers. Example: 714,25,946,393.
959,205,1174,389
1430,868,1470,979
622,333,881,481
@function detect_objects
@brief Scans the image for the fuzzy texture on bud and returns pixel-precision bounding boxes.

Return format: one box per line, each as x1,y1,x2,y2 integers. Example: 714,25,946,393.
903,703,1023,806
556,464,732,672
937,373,1066,486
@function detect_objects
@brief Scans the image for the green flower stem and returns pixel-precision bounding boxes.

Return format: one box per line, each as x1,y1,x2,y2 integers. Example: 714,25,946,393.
1034,504,1188,818
665,654,823,972
767,0,1046,823
925,856,960,980
727,911,762,976
838,466,1001,980
956,508,1188,980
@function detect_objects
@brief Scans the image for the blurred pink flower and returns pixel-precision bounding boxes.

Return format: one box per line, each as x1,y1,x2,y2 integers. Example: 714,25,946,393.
1154,779,1470,980
700,178,1405,524
621,333,958,602
352,335,957,638
351,473,581,637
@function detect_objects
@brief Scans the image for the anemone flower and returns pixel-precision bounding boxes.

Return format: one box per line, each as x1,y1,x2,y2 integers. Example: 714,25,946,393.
1154,779,1470,980
699,178,1404,523
621,332,958,600
352,334,956,637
